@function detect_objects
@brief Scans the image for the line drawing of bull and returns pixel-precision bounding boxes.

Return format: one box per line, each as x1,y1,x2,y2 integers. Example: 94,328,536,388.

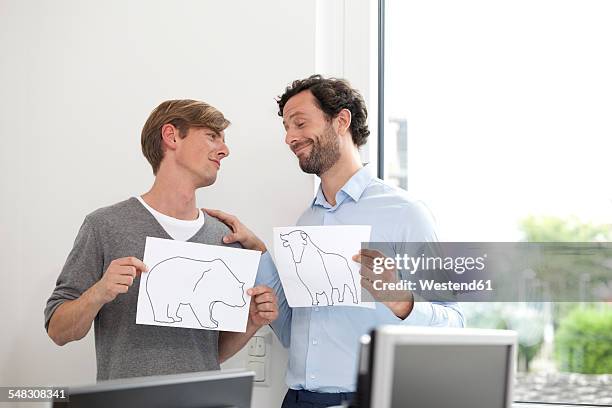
145,256,246,329
280,230,358,306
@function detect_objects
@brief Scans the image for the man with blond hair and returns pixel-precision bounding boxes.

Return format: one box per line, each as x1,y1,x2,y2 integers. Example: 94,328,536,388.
45,99,278,381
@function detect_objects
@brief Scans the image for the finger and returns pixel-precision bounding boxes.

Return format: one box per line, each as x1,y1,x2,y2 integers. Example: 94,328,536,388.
360,276,376,295
360,267,377,282
222,232,240,244
204,209,237,229
357,248,385,259
256,303,276,312
359,266,378,283
119,257,148,273
119,265,137,277
254,293,275,304
257,311,277,321
353,254,375,271
353,255,378,278
115,274,134,286
247,286,272,297
114,283,130,294
203,208,228,219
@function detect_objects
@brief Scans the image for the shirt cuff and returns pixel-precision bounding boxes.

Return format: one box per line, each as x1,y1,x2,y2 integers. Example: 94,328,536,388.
394,293,434,326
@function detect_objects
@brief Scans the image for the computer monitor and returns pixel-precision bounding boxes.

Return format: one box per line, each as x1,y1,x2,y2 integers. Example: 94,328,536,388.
357,326,517,408
52,368,253,408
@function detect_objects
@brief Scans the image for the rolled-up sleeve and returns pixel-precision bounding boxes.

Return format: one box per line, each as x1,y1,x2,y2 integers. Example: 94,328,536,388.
391,201,466,328
396,296,465,327
44,216,104,331
255,251,292,347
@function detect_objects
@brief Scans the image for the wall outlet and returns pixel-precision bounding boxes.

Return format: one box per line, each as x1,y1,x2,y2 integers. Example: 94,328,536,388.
247,327,273,387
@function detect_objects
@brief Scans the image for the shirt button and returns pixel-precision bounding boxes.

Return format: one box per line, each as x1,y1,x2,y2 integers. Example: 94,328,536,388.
314,307,319,312
310,374,316,380
312,339,318,345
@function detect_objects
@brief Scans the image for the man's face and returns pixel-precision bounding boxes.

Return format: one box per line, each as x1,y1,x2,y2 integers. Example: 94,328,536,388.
282,90,340,176
174,127,229,188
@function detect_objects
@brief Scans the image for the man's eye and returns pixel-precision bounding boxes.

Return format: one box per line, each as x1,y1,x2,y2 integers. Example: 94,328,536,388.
297,123,305,128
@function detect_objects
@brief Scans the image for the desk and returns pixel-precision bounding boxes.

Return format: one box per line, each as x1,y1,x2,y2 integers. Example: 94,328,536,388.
329,403,605,408
514,404,604,408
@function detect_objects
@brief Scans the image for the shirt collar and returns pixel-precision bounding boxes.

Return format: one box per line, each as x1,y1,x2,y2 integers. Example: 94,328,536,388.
312,164,374,209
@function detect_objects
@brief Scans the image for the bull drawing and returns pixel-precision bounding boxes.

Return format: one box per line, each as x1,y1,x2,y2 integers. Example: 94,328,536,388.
280,230,358,306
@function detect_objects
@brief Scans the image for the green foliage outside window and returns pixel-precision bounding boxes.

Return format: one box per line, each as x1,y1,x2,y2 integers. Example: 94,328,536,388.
519,216,612,374
555,307,612,374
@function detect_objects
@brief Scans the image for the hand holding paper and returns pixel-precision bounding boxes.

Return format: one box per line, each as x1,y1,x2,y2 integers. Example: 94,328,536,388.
246,286,279,328
93,257,148,305
353,248,414,319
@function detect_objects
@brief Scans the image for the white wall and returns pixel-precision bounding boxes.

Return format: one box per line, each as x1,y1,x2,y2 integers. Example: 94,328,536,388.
0,1,317,407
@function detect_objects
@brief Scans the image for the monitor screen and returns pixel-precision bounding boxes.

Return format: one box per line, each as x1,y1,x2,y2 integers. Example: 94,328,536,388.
52,369,253,408
390,344,511,408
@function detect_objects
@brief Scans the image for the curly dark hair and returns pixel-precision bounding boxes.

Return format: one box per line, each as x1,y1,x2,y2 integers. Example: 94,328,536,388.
276,74,370,147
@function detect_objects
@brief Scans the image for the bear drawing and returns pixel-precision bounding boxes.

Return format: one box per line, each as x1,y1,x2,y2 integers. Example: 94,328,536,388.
145,256,246,328
280,230,358,306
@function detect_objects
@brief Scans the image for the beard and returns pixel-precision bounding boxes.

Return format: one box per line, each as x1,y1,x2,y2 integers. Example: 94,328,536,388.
296,125,340,176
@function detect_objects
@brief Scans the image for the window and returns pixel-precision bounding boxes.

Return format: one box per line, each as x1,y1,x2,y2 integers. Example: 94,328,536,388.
380,0,612,405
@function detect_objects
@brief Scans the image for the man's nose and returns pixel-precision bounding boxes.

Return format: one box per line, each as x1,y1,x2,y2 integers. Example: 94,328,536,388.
218,142,229,158
285,129,298,146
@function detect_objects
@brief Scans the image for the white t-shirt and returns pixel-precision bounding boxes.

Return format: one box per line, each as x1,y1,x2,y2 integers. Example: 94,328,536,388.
136,196,205,241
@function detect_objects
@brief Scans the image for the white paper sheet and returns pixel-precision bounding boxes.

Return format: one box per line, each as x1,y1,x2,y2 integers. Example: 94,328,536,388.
273,225,374,308
136,237,261,332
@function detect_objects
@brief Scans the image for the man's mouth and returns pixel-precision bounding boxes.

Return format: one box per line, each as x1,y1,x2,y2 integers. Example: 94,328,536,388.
210,159,221,169
292,141,313,157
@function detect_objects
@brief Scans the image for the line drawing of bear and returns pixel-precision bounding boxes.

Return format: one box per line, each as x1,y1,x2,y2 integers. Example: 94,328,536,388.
280,230,358,306
145,256,246,329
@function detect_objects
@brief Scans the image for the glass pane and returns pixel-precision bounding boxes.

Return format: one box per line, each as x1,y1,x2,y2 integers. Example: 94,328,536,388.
384,0,612,405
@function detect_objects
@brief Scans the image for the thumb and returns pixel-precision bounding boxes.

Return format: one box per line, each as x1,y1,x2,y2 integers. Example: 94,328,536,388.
222,232,239,244
203,208,220,217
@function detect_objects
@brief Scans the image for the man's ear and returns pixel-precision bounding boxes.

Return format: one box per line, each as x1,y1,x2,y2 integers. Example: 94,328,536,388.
335,108,352,136
161,123,179,150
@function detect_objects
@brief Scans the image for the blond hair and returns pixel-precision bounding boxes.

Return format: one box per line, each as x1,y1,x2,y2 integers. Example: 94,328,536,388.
141,99,230,174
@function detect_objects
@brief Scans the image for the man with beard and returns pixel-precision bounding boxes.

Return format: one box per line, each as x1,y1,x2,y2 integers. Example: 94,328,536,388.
45,99,278,381
206,75,464,408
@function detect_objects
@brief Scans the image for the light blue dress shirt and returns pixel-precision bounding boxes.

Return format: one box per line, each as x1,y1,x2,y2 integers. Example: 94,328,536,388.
256,165,465,393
